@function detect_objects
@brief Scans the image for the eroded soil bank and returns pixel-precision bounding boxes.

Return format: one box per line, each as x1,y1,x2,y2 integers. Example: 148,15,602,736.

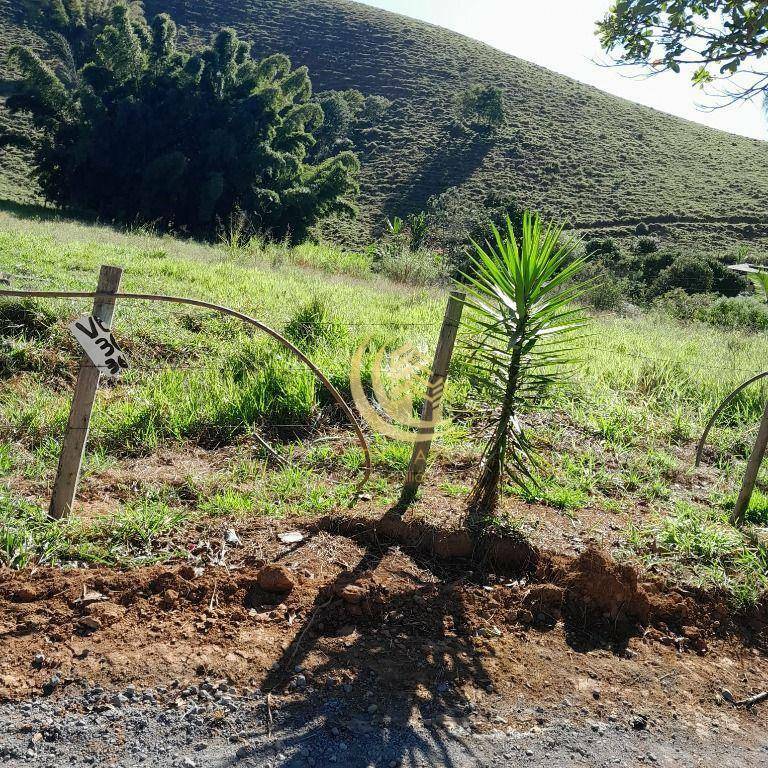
1,513,767,765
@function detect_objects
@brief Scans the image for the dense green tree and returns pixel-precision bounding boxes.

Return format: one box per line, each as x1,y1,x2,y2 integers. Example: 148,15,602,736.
358,94,392,126
427,187,524,273
5,2,359,240
605,244,747,299
598,1,768,107
312,89,391,160
457,85,506,132
651,253,715,296
584,237,622,260
22,0,148,69
313,89,363,159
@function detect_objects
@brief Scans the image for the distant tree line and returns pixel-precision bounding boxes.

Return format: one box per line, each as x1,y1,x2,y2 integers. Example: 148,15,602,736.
4,1,361,240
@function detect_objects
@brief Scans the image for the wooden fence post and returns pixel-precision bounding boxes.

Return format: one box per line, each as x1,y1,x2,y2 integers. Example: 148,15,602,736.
49,265,123,520
400,289,465,505
732,400,768,526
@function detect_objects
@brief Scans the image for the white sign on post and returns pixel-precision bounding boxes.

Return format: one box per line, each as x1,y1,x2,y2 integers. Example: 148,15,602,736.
69,314,129,378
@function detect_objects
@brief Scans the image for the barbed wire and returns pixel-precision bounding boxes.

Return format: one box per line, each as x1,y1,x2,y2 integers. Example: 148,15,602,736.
6,269,768,304
1,299,438,333
23,424,329,432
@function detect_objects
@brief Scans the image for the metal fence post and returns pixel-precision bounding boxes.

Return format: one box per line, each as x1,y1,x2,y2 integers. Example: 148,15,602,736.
400,289,465,504
49,265,123,519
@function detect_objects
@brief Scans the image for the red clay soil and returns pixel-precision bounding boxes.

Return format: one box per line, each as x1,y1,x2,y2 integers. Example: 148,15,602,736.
1,512,767,739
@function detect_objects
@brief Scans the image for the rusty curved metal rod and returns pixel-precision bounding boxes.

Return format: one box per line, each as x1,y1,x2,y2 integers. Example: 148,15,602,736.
0,287,372,489
695,370,768,467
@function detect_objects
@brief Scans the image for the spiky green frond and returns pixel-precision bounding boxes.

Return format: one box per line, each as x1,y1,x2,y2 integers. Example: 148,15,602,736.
461,211,591,525
749,272,768,303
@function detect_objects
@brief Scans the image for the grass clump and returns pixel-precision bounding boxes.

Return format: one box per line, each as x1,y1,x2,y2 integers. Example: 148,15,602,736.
94,498,190,558
0,492,69,568
0,298,62,377
627,501,768,605
0,442,13,474
540,485,589,512
85,344,318,453
251,465,356,517
0,298,58,340
0,337,48,378
284,296,346,349
199,489,258,517
372,437,413,473
278,241,372,277
717,488,768,527
0,490,191,568
512,478,589,512
376,247,447,286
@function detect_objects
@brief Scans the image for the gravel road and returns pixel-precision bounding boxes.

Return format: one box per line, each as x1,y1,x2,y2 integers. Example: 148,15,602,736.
1,677,766,768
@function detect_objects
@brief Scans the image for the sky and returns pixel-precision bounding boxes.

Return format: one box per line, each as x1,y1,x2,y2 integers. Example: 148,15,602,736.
358,0,767,141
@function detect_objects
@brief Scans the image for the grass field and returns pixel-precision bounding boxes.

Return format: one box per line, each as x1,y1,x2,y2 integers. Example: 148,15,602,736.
1,0,767,252
0,208,767,603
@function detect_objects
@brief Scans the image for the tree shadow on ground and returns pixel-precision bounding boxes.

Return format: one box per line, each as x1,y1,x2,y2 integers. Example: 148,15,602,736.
552,609,634,657
382,126,496,219
520,600,645,664
254,527,487,767
241,510,647,767
0,197,79,223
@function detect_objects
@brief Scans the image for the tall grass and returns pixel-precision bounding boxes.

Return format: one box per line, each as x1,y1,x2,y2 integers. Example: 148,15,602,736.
2,217,767,467
1,215,768,596
88,344,318,453
570,314,767,451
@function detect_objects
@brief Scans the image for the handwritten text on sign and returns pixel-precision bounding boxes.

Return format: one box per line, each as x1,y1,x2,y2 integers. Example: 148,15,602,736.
69,315,129,378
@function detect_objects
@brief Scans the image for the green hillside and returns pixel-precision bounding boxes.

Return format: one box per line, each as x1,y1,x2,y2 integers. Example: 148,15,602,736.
1,0,767,248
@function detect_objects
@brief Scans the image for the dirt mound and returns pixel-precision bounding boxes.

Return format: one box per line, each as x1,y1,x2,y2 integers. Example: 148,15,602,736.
319,512,540,573
563,547,651,626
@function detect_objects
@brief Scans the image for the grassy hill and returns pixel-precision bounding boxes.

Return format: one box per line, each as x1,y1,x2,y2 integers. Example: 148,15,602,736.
0,0,767,250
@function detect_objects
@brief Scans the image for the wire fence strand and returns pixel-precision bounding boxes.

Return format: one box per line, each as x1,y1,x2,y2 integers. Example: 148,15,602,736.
2,274,766,380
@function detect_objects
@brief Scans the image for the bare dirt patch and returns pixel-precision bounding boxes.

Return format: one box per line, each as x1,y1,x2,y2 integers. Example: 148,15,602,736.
1,512,767,744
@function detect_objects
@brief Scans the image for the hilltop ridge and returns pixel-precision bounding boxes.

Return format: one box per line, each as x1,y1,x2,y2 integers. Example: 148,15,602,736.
0,0,766,248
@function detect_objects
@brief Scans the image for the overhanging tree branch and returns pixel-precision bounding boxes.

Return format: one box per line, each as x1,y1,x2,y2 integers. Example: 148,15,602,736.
597,0,768,108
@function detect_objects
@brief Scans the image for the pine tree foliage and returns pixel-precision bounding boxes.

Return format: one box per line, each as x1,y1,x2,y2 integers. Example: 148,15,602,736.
5,1,360,239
